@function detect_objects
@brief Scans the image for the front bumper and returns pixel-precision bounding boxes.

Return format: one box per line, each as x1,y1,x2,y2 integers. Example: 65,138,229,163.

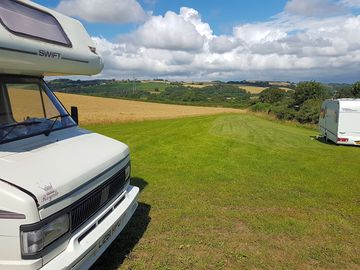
41,184,139,270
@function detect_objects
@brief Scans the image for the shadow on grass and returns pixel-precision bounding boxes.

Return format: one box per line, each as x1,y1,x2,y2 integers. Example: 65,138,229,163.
130,177,148,192
310,135,338,146
91,177,151,270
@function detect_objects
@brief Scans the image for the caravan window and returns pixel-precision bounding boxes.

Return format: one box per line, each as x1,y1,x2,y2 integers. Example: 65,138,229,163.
0,0,71,47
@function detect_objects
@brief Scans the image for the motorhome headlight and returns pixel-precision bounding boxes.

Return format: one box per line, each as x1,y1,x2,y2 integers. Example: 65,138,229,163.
125,164,131,180
20,214,69,257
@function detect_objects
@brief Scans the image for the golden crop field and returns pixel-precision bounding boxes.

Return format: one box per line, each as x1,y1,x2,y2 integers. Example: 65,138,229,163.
238,85,266,94
183,83,213,88
241,86,293,93
269,81,291,87
184,84,266,93
56,92,243,124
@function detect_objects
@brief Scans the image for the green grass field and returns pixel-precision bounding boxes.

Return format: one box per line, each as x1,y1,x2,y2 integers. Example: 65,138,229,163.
87,113,360,270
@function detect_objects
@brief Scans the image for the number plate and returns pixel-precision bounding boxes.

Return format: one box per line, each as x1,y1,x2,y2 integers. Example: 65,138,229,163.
356,141,360,145
99,214,125,248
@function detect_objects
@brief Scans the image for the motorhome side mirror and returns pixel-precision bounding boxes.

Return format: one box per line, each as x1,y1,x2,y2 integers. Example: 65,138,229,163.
71,106,79,125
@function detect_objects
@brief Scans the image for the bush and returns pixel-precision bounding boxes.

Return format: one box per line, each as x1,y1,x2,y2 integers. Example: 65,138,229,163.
250,102,271,113
295,99,323,124
351,81,360,98
259,87,287,103
271,104,297,121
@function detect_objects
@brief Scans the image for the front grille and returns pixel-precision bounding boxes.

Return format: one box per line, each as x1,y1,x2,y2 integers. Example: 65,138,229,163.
70,164,128,232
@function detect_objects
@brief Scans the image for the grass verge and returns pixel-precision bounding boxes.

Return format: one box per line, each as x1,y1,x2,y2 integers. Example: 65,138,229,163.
88,113,360,270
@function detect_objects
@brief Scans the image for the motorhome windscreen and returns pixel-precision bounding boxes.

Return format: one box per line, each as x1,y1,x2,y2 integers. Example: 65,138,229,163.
0,0,71,47
0,77,76,144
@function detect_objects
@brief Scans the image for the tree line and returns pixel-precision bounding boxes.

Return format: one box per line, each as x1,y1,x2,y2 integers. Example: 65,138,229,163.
50,79,360,125
250,81,360,124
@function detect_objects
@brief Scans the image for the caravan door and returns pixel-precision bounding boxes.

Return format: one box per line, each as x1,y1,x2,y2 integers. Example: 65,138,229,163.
325,101,339,143
319,100,339,143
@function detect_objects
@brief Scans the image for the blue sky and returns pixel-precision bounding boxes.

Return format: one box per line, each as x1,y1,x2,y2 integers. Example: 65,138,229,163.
139,0,289,35
35,0,289,39
33,0,360,82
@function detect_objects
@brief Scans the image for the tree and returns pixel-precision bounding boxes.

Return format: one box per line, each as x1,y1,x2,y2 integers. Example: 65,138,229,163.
351,81,360,98
259,87,287,103
293,81,330,105
334,87,353,98
295,99,323,124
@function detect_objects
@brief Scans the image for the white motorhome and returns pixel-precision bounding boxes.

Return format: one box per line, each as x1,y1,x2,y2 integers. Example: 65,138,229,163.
319,99,360,146
0,0,139,269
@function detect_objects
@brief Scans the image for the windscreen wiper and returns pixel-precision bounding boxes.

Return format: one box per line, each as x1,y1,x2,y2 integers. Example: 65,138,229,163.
0,120,43,143
43,114,69,136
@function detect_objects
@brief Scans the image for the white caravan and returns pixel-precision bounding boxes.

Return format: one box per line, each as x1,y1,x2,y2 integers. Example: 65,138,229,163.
0,0,139,269
319,99,360,146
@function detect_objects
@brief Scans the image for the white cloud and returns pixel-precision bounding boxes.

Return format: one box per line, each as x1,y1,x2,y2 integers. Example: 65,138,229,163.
91,5,360,82
56,0,147,23
285,0,346,17
179,7,213,39
234,24,287,44
209,35,238,53
120,8,206,51
341,0,360,7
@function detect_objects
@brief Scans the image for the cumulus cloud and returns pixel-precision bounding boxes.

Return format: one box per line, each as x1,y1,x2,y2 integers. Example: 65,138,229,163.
56,0,147,23
341,0,360,7
285,0,346,17
91,4,360,82
179,7,213,39
120,9,205,51
234,24,287,44
209,36,238,53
